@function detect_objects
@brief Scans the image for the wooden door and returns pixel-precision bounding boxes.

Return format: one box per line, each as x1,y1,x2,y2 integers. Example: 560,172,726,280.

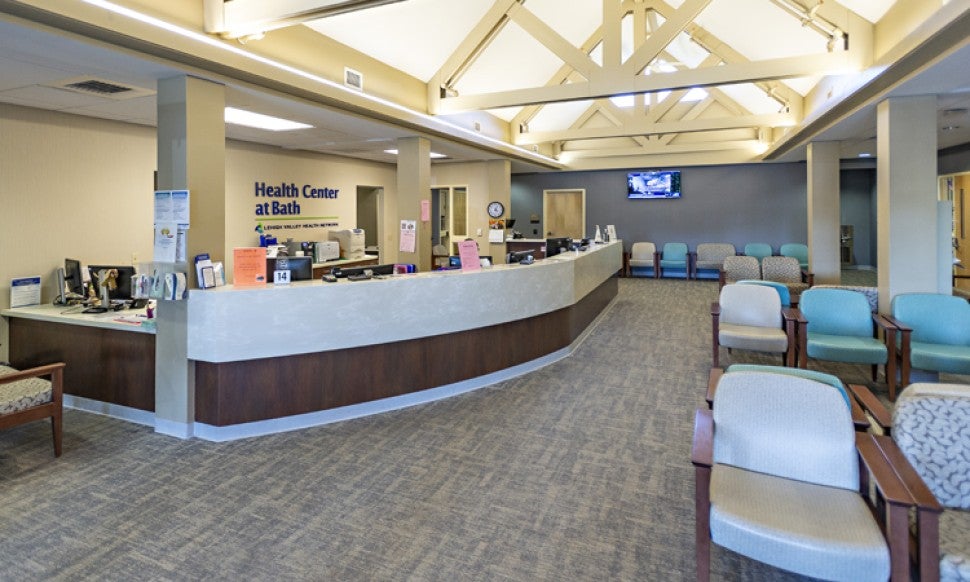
543,189,585,239
952,174,970,292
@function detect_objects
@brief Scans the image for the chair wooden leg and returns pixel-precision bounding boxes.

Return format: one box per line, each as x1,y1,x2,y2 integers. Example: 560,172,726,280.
51,410,62,457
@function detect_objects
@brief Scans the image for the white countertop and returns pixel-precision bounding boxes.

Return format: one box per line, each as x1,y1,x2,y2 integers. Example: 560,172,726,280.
2,304,156,334
183,241,622,363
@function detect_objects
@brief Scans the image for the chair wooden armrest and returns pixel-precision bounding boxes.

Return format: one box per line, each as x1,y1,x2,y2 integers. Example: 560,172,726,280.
622,251,631,277
0,362,65,457
870,434,943,582
0,362,66,385
855,433,917,581
717,269,727,291
706,367,723,409
801,269,814,286
691,408,714,468
847,384,892,433
881,315,912,394
711,303,721,367
652,251,661,279
688,251,697,280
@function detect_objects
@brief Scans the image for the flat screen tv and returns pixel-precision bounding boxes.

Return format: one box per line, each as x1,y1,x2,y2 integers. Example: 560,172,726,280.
628,170,681,199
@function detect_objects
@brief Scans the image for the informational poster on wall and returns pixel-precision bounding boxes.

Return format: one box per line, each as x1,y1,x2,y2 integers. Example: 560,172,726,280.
154,189,190,228
154,223,178,263
399,219,416,253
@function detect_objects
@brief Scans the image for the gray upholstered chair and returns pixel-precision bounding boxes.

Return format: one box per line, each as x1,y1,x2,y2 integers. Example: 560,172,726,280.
862,383,969,582
694,243,736,280
796,287,898,399
628,242,657,278
692,370,914,581
0,362,65,457
762,255,813,302
711,283,797,367
718,255,760,291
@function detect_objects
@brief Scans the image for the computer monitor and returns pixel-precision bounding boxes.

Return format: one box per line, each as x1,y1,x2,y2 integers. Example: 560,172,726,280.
545,237,572,258
64,258,84,296
267,256,313,281
88,265,136,300
507,249,537,264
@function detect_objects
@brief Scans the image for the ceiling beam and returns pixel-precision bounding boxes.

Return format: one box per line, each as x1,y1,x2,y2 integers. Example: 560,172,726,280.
506,3,601,81
204,0,406,38
621,0,713,76
516,112,795,144
561,139,761,158
439,51,854,113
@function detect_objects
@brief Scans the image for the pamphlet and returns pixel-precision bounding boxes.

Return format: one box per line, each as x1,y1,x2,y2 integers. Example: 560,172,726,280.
154,223,178,263
10,276,41,308
399,220,416,253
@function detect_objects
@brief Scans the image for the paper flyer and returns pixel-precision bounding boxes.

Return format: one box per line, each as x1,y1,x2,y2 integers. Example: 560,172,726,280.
154,190,173,223
10,276,41,308
233,247,267,286
154,223,178,263
458,240,481,272
421,200,430,222
399,219,416,253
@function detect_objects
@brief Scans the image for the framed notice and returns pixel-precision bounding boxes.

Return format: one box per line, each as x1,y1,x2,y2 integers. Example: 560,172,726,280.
233,247,267,286
10,276,41,308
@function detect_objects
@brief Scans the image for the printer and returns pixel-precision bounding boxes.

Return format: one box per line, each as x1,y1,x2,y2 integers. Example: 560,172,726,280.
313,240,340,262
329,229,365,260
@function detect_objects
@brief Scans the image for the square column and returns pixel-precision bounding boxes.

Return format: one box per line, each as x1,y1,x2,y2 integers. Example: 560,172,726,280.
877,96,939,312
807,141,842,284
396,137,431,271
155,76,226,438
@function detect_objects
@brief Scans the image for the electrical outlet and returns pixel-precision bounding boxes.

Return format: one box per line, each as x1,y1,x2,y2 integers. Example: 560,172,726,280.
477,228,483,236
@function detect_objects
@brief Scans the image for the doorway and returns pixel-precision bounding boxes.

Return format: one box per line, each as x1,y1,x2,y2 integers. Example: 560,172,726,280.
942,173,970,293
543,189,586,239
356,186,383,261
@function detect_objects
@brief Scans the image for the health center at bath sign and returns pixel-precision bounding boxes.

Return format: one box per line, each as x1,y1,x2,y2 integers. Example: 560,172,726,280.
253,180,340,232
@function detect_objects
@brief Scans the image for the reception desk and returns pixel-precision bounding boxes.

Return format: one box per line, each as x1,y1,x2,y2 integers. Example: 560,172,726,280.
3,241,622,440
186,240,621,438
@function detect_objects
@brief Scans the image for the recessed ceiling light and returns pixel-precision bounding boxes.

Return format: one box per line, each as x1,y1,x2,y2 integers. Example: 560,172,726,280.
384,149,448,159
942,125,961,131
224,107,312,131
858,152,872,158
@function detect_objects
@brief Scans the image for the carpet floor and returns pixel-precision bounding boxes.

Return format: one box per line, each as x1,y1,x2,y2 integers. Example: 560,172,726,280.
0,277,930,581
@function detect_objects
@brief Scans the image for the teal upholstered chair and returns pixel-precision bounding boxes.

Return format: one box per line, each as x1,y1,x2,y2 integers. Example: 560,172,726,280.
887,293,970,389
692,370,914,581
797,288,898,399
743,242,773,262
780,243,809,269
711,284,797,367
628,242,657,278
656,242,691,279
737,279,791,307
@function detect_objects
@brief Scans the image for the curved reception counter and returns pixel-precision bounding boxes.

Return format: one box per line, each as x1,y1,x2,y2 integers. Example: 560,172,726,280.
3,241,622,441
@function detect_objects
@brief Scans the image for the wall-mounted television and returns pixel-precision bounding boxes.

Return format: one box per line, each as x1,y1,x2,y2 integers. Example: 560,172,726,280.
627,170,681,199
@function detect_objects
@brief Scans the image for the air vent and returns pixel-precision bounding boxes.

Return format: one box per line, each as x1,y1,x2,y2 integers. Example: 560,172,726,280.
344,67,363,91
44,76,155,100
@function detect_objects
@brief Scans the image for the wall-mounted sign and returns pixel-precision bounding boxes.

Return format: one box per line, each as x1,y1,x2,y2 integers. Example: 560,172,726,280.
254,181,339,216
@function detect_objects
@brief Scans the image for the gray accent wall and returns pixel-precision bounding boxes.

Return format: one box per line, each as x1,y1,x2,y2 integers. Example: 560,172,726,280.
512,163,808,255
840,168,877,268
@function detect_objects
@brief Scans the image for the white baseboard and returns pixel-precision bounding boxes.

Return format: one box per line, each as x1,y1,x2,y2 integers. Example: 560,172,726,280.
64,395,154,427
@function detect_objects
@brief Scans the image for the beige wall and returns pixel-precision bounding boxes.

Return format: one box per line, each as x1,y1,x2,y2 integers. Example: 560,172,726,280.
0,104,401,359
432,160,511,263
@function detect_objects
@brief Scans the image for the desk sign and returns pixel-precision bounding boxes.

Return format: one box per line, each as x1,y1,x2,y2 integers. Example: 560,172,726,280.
273,270,291,285
10,276,41,308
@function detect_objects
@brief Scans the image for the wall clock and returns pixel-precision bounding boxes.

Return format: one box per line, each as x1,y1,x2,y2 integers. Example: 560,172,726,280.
487,201,505,218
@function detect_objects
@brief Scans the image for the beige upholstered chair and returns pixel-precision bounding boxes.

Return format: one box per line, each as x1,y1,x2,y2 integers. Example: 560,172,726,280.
718,255,760,291
694,243,736,280
711,283,798,367
628,242,657,278
692,370,915,581
0,362,65,457
761,255,813,302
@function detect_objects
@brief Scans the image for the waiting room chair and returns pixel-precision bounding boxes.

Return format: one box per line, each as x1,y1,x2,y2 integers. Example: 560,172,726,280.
718,255,760,291
761,255,814,302
780,243,809,269
743,242,773,262
736,279,791,307
796,287,898,399
0,362,65,457
706,365,872,431
885,292,970,390
693,243,736,280
852,383,968,582
711,283,797,368
692,370,914,581
628,242,657,278
656,242,691,279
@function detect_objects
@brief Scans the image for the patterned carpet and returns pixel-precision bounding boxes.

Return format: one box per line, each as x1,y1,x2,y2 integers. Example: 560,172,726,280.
0,277,906,581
